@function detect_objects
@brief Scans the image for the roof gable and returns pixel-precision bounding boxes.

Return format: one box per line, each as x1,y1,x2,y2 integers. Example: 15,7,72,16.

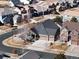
43,20,59,29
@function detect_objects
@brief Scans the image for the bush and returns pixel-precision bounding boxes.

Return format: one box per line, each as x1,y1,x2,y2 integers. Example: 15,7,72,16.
54,54,66,59
53,16,63,23
70,17,78,22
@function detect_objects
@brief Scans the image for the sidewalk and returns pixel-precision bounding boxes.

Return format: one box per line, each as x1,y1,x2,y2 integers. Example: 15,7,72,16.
65,45,79,58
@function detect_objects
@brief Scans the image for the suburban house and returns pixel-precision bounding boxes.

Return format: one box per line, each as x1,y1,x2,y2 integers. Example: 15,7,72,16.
33,19,60,41
63,21,79,45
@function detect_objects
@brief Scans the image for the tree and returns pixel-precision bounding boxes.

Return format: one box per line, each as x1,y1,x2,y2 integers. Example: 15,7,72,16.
70,17,78,22
53,16,63,25
54,54,66,59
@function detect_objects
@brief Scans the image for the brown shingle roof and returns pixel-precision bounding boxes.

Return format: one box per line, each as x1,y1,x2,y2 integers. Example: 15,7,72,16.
63,21,79,32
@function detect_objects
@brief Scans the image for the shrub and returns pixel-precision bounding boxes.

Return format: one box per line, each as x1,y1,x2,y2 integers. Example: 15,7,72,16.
70,17,78,22
53,16,63,23
54,54,66,59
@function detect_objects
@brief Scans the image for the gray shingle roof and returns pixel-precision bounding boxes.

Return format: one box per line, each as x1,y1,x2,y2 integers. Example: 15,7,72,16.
0,8,17,16
34,19,59,35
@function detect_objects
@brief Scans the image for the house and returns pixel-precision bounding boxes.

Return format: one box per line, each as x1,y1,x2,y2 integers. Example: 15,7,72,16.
33,19,60,41
63,21,79,45
0,8,18,26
